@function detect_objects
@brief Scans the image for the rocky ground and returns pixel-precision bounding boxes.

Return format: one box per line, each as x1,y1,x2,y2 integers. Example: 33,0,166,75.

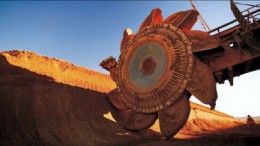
0,50,259,145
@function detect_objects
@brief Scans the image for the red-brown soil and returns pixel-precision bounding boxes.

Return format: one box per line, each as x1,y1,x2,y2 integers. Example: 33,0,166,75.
0,50,259,145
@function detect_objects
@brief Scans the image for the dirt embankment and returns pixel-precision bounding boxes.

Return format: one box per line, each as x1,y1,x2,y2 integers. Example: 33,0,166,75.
1,50,116,93
0,50,245,145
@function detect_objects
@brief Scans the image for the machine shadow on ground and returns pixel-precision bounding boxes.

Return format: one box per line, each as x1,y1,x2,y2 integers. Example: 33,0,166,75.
0,55,141,145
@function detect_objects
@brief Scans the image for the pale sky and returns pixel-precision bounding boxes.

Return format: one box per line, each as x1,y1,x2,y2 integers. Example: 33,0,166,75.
0,1,259,117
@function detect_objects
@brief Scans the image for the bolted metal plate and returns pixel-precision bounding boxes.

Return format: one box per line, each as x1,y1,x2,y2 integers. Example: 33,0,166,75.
116,24,193,113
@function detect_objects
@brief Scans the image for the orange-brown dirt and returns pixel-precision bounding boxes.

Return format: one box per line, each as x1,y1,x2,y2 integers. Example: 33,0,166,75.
0,50,259,145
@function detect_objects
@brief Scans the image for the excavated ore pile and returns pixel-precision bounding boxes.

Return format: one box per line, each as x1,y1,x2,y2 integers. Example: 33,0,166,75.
0,50,242,145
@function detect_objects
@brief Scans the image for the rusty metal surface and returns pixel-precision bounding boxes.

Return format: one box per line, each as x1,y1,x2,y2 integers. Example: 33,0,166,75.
120,28,134,53
186,56,217,110
231,0,249,31
184,30,219,52
163,9,198,30
99,56,118,81
138,8,163,33
122,110,158,130
203,1,260,84
158,93,190,139
99,1,260,139
107,89,129,110
116,24,193,113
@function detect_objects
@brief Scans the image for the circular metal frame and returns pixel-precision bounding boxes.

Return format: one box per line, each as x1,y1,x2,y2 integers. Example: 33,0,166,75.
116,24,193,113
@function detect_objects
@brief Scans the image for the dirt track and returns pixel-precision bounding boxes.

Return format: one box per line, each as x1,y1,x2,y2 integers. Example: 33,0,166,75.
0,51,259,145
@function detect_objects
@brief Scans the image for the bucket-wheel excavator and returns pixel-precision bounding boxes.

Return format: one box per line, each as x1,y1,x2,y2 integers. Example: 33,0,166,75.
100,0,260,139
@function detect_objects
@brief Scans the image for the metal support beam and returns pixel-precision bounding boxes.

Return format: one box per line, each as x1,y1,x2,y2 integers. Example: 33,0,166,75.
228,67,234,86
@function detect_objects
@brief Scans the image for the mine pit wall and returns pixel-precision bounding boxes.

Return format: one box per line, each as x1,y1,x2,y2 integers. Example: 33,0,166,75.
0,51,242,145
0,52,138,145
1,51,116,93
182,107,241,135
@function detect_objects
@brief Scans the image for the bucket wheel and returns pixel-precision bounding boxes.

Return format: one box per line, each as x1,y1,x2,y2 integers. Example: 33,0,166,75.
100,8,218,139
